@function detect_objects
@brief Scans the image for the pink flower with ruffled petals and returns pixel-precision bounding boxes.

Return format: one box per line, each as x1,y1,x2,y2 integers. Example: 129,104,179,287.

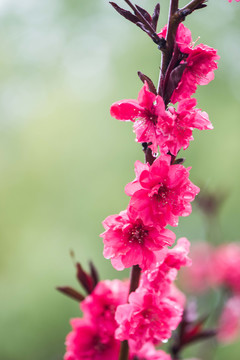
64,318,120,360
218,296,240,343
130,342,172,360
125,155,199,227
158,24,219,103
101,209,175,271
110,83,173,153
158,98,213,156
81,280,128,340
228,0,240,2
115,288,182,350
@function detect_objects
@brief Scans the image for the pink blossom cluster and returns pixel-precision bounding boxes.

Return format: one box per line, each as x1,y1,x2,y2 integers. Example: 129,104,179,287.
64,279,172,359
64,280,128,360
101,154,199,271
180,242,240,344
110,24,217,155
98,22,216,357
64,17,219,359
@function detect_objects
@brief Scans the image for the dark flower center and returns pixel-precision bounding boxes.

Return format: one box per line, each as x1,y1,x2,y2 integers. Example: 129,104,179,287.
93,335,107,352
155,184,169,205
145,109,158,125
128,223,149,245
142,308,159,322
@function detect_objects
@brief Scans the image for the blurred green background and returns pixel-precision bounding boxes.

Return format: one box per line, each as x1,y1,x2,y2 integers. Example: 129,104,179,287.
0,0,239,359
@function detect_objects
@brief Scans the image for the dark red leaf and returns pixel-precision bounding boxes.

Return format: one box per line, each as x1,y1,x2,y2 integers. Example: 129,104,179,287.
136,22,152,37
151,3,160,31
187,329,217,345
76,262,94,294
89,261,99,288
109,2,139,24
174,158,185,165
135,5,152,24
56,286,85,302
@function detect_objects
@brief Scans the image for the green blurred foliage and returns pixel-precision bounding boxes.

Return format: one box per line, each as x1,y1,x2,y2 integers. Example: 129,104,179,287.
0,0,239,359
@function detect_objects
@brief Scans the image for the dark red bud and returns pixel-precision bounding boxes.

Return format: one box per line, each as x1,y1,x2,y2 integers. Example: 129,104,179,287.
137,72,157,95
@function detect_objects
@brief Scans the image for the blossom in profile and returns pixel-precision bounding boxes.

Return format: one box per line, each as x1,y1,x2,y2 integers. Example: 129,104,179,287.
125,155,199,227
115,288,182,350
218,296,240,343
110,82,173,153
160,98,213,156
171,44,219,103
158,23,219,103
101,209,175,271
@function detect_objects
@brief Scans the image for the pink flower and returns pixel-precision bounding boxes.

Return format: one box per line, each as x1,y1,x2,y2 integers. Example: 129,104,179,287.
81,280,128,340
218,296,240,343
228,0,240,2
115,288,182,350
158,24,219,103
211,243,240,294
110,83,173,153
125,155,199,227
158,23,192,53
130,342,171,360
159,98,213,156
101,210,175,271
171,44,219,103
64,319,120,360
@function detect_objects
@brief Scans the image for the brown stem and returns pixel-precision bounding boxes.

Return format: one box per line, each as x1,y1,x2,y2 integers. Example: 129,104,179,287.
118,265,142,360
129,264,142,294
158,0,179,96
119,340,129,360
